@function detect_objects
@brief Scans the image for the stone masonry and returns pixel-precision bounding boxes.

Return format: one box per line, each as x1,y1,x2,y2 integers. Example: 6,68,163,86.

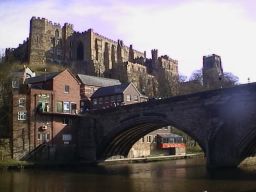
8,17,179,97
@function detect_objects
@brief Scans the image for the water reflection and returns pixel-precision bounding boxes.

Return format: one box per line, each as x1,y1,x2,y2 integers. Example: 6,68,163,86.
0,158,256,192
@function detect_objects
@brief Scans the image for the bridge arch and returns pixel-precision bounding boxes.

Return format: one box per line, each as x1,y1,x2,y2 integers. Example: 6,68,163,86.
96,115,205,160
79,83,256,168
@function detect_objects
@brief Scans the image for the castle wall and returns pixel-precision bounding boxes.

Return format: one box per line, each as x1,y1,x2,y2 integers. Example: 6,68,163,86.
29,17,73,65
25,17,179,97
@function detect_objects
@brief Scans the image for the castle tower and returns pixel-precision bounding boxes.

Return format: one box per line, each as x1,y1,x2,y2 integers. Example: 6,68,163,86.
128,44,134,62
62,23,74,62
151,49,159,72
28,17,63,65
28,17,48,65
202,54,224,89
117,40,124,63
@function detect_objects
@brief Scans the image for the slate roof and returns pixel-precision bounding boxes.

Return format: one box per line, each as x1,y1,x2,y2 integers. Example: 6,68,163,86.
91,83,130,98
77,74,121,87
25,72,59,84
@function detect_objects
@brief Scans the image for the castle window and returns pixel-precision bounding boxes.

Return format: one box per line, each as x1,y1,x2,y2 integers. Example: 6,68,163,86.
55,29,59,38
19,98,26,107
18,111,27,120
77,41,84,61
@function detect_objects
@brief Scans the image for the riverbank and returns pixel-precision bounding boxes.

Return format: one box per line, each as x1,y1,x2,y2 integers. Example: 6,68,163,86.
0,153,204,169
0,160,32,170
99,153,205,165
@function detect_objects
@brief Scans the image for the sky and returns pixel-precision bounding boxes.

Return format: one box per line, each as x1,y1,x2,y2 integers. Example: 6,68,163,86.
0,0,256,83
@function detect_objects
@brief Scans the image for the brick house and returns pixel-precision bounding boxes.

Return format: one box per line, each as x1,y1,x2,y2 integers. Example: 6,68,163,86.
11,69,81,160
77,74,121,112
90,82,148,110
128,127,186,158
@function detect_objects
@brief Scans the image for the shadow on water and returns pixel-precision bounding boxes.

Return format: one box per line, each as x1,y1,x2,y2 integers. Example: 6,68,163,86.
1,158,256,192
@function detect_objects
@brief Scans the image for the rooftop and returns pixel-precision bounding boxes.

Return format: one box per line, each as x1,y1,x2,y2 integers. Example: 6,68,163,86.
77,74,121,87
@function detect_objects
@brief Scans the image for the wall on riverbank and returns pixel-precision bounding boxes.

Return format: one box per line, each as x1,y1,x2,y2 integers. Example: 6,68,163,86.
0,139,11,160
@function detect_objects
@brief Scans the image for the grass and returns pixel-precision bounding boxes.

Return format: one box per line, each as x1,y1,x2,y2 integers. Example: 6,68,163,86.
0,159,32,169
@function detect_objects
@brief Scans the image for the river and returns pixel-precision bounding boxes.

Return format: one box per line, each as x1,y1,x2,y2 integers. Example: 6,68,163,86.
1,158,256,192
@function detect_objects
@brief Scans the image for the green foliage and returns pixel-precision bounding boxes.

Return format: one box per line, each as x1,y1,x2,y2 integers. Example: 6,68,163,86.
178,69,240,95
29,63,64,74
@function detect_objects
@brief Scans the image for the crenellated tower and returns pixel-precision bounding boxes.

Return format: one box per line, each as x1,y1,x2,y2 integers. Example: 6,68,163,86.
202,54,224,89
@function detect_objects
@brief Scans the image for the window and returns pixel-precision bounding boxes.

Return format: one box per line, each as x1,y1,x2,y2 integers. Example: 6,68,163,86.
46,133,50,141
93,99,97,105
63,118,72,125
19,98,26,107
99,98,103,105
62,134,72,141
12,80,19,88
126,95,131,102
117,95,122,102
37,133,42,140
147,135,152,143
63,102,70,113
141,137,145,143
153,136,157,143
105,97,109,103
134,96,139,102
18,111,27,120
57,101,63,112
64,85,70,93
110,96,115,102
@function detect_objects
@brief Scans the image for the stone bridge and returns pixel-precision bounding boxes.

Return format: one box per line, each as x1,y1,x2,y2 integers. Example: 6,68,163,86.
77,83,256,168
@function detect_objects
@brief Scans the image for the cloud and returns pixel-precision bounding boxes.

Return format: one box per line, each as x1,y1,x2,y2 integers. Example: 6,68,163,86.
0,0,256,82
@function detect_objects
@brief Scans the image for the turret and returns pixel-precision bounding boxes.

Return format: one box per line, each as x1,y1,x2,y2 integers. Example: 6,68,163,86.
202,54,224,88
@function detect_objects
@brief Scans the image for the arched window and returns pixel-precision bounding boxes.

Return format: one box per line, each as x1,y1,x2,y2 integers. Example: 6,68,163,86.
55,29,59,38
77,41,84,61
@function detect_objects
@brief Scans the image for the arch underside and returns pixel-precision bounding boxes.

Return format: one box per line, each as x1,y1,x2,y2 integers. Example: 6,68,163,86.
96,118,205,160
239,125,256,162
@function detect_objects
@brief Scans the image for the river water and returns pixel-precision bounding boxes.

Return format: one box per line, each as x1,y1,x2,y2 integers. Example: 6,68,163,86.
1,158,256,192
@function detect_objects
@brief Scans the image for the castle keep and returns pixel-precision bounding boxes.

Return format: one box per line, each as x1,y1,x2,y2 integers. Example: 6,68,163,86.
7,17,179,97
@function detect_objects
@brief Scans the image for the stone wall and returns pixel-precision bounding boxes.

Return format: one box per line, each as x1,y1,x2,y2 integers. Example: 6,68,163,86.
23,17,179,97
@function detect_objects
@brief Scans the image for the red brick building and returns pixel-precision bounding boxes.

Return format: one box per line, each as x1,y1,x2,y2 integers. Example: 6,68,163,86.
91,82,148,110
11,69,81,160
77,74,121,112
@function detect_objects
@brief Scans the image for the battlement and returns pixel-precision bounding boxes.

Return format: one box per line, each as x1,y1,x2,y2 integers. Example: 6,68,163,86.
64,23,74,29
94,32,144,56
31,16,47,21
94,32,118,45
159,55,178,64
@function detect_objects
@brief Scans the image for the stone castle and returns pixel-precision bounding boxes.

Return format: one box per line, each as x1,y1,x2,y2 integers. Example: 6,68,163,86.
6,17,179,97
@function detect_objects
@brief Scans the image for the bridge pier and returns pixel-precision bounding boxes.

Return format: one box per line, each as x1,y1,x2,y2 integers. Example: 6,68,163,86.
76,118,97,162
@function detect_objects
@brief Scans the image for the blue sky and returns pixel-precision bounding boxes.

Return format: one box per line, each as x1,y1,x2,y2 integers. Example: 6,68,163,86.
1,0,256,83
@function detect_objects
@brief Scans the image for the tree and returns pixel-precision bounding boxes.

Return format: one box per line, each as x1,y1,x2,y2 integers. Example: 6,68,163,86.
156,69,178,98
178,69,239,95
221,72,239,88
